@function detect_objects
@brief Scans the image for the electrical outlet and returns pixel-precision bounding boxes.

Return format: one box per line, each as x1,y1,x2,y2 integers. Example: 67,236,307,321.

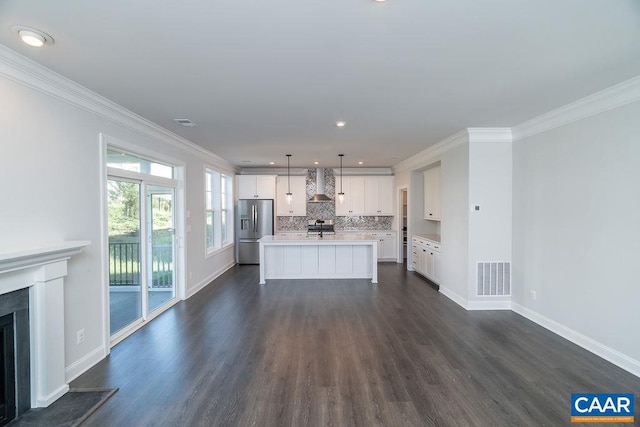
76,329,85,345
530,290,537,301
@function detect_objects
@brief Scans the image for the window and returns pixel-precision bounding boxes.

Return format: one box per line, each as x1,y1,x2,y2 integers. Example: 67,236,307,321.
205,168,234,253
107,148,174,179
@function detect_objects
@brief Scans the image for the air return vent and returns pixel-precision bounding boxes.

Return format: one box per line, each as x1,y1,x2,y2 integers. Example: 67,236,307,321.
173,118,197,127
477,262,511,296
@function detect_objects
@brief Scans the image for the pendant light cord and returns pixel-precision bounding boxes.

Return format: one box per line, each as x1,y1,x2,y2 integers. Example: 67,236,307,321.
286,154,291,194
339,154,344,193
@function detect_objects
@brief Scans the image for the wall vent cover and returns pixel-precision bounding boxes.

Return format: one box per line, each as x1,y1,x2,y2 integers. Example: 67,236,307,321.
477,262,511,296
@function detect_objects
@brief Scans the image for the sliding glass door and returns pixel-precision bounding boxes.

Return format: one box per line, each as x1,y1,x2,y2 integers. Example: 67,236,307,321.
147,186,176,313
108,181,178,336
107,179,143,334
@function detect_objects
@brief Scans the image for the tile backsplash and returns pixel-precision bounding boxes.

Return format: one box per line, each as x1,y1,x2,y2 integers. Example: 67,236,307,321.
277,216,393,231
276,168,394,231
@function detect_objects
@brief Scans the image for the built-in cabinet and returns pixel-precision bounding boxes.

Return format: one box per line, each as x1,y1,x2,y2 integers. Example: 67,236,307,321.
316,231,396,262
276,175,306,216
364,176,394,215
335,176,365,215
370,231,397,261
423,166,441,220
237,175,276,199
336,176,393,216
411,235,441,283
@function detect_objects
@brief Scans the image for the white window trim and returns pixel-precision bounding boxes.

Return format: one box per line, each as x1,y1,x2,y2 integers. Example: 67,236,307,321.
205,167,234,257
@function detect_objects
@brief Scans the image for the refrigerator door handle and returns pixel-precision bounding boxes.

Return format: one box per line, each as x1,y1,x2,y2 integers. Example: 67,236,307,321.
254,205,258,232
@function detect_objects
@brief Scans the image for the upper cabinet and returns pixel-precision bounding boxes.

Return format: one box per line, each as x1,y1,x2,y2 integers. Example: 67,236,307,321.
364,176,394,215
335,176,365,216
237,175,276,199
336,175,393,216
423,165,441,221
276,175,307,216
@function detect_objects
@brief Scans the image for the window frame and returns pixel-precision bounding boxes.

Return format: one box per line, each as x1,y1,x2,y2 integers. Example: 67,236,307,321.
205,167,234,255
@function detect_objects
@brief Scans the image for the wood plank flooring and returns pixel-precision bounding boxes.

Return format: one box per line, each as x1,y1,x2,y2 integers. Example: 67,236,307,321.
72,264,640,426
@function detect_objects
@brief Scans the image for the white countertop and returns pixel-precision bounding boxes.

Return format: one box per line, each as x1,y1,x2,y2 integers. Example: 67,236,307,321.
413,234,441,243
276,230,396,234
259,234,377,243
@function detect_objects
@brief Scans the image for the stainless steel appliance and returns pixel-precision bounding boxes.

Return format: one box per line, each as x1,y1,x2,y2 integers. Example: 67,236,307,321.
237,199,274,264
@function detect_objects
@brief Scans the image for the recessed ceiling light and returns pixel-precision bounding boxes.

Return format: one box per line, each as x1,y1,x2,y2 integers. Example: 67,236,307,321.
10,26,54,47
173,118,197,127
269,162,275,165
314,161,319,165
372,0,388,2
335,121,346,128
358,161,364,165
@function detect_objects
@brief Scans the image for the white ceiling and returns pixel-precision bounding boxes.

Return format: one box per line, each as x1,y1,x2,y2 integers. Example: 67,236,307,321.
2,0,640,168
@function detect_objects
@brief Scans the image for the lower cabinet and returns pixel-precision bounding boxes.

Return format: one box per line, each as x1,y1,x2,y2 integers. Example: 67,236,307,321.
370,232,397,262
411,236,441,283
337,231,397,262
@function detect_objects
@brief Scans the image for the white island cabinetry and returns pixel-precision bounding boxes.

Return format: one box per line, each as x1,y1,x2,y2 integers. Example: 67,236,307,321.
258,234,378,284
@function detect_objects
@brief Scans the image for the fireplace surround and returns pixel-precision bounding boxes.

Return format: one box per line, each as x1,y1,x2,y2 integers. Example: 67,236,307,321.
0,241,88,421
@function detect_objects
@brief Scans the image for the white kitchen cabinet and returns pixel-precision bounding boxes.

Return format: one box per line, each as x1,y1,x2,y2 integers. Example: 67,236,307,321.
335,176,365,216
423,166,441,221
411,235,441,283
370,231,397,261
237,175,276,199
364,176,394,215
276,175,306,216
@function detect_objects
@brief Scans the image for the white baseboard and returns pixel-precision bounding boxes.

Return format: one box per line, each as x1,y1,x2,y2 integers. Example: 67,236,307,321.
512,302,640,379
467,299,512,310
36,384,69,408
65,344,107,383
438,286,468,309
186,261,235,299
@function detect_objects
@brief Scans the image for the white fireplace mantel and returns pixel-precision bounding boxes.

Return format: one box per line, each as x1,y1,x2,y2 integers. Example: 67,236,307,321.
0,240,89,408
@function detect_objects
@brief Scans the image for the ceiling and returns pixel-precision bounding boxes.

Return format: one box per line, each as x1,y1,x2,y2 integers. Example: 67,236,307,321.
2,0,640,169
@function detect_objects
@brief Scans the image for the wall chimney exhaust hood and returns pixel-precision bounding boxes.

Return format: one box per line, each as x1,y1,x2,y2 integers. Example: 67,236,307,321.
309,168,332,202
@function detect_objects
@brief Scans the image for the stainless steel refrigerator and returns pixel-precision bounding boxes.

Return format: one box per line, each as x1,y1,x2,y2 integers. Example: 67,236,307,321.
237,199,274,264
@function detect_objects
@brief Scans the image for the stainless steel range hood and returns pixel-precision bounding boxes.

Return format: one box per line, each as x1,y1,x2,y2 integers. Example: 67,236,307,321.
309,168,332,202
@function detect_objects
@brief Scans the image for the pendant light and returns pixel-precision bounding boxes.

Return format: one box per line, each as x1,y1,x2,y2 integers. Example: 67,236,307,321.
337,154,345,204
286,154,293,205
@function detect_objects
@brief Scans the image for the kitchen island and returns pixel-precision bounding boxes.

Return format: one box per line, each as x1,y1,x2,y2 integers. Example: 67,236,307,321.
258,234,378,284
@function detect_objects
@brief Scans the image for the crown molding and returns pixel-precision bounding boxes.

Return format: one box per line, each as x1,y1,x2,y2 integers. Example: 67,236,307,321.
467,128,512,143
512,74,640,141
393,129,469,173
0,45,235,173
239,168,308,176
238,167,393,176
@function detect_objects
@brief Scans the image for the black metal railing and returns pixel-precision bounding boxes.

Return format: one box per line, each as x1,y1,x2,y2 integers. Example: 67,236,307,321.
109,242,173,288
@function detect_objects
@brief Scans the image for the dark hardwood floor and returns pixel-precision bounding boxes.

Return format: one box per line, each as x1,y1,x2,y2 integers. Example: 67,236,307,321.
72,264,640,426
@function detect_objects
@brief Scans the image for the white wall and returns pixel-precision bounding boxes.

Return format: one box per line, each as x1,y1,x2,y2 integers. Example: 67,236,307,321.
467,139,512,303
1,47,236,379
439,143,469,302
512,99,640,365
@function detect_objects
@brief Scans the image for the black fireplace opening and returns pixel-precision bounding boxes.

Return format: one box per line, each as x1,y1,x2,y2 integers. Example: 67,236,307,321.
0,288,30,426
0,313,15,425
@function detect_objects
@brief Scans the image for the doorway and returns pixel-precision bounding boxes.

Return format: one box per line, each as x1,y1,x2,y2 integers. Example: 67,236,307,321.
105,145,180,343
397,187,408,263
